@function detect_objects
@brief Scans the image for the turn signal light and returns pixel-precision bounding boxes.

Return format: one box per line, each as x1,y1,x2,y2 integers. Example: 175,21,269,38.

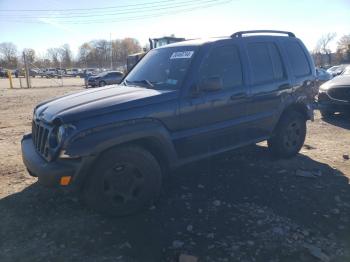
60,176,71,186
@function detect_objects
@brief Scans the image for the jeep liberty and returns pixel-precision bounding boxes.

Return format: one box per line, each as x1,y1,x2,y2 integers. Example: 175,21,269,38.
21,30,316,216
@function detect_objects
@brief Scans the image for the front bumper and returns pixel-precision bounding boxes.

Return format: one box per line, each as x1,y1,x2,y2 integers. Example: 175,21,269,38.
88,79,98,86
317,91,350,112
21,134,87,188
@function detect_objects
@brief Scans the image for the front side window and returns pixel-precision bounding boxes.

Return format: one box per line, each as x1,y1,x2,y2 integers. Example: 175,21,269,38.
124,46,197,90
198,45,243,90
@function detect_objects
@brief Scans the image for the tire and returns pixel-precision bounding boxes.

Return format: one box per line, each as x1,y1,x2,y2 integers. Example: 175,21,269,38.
99,81,106,87
83,146,162,216
320,109,334,119
268,110,306,158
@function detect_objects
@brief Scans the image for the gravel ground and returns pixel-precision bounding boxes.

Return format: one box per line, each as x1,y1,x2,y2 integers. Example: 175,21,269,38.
0,77,84,89
0,86,349,262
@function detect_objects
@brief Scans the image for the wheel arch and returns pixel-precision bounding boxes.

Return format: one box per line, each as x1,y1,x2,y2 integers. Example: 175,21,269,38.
63,119,178,188
279,101,313,122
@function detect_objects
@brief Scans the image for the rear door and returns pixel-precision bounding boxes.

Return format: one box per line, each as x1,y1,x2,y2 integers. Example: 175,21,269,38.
243,40,291,140
175,42,249,158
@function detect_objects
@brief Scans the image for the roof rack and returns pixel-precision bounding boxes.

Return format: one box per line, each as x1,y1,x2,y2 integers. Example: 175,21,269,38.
231,30,295,38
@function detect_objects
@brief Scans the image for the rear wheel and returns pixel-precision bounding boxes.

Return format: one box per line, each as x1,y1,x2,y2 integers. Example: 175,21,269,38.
268,110,306,158
83,146,162,216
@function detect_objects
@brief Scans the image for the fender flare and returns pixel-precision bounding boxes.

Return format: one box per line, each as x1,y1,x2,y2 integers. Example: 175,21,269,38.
63,119,178,166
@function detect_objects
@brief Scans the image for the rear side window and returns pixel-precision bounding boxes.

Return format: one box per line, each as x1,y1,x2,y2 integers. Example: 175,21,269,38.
247,42,285,85
198,45,243,90
110,72,123,77
285,41,311,77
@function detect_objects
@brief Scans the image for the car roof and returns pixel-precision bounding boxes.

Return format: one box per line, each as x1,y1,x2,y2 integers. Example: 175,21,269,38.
162,37,228,47
159,34,299,48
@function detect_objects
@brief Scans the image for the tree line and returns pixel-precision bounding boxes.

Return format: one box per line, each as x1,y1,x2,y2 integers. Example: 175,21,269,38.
312,33,350,67
1,33,349,70
0,37,142,70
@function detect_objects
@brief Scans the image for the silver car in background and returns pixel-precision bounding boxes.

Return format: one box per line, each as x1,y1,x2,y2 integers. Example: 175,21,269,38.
87,71,124,87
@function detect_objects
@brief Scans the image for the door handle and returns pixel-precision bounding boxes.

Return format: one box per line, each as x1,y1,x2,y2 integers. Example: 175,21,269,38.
230,93,247,100
278,84,291,90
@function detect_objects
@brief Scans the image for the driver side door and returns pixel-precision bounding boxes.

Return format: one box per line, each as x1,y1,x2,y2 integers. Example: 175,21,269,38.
174,43,249,159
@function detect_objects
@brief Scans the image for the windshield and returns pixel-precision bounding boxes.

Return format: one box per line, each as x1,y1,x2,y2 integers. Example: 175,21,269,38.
328,66,340,72
124,46,197,90
98,72,108,77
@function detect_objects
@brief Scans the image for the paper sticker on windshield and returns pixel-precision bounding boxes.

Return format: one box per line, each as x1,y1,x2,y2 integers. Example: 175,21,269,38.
170,51,194,59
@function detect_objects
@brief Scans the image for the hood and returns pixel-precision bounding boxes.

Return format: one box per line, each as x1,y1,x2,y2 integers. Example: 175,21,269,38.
320,75,350,91
35,85,177,123
326,75,350,86
88,75,100,80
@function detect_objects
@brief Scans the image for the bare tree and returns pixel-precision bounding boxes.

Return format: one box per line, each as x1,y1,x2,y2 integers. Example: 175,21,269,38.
112,38,142,67
0,42,18,68
23,48,36,65
336,34,350,63
47,48,61,67
314,33,337,66
59,44,73,68
78,42,92,68
77,38,141,69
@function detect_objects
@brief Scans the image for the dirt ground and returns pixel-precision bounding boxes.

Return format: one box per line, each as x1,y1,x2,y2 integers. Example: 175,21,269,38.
0,86,349,262
0,77,84,89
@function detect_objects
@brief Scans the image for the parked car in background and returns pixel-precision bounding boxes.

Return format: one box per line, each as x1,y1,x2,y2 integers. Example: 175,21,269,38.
318,65,350,118
21,30,316,216
13,68,39,78
30,69,39,77
326,65,348,77
78,68,100,78
66,68,81,77
316,67,332,86
40,68,62,78
87,71,124,87
0,68,9,77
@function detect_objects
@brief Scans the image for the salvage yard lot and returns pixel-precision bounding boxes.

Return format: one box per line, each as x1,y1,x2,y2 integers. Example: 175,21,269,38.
0,76,84,89
0,86,349,262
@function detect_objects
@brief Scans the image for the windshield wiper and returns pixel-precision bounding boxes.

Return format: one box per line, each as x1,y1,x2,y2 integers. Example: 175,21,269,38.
125,79,154,88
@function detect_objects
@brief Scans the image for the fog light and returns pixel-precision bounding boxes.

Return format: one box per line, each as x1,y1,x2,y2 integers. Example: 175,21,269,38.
60,176,71,186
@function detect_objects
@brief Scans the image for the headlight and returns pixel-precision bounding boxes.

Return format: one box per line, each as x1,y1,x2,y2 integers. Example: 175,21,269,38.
319,83,330,91
57,125,66,145
51,124,76,147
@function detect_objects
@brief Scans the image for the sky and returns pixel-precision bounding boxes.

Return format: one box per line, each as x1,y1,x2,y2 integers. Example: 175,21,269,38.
0,0,349,58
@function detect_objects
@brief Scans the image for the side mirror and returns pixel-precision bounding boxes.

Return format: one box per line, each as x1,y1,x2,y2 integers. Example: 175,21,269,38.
200,76,223,92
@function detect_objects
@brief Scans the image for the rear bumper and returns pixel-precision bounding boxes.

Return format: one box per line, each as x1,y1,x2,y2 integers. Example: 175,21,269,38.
21,134,87,188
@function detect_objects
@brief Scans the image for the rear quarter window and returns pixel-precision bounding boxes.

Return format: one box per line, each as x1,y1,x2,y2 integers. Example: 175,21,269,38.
285,41,311,77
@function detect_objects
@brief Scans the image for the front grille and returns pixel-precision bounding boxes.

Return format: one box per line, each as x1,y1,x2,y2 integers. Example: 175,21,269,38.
32,120,50,160
328,86,350,102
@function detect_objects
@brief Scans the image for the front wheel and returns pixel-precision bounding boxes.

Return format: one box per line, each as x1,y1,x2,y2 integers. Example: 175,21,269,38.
268,110,306,158
99,81,106,87
83,146,162,216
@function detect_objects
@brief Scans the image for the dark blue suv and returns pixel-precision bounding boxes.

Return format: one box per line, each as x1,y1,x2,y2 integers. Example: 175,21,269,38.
21,30,316,216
